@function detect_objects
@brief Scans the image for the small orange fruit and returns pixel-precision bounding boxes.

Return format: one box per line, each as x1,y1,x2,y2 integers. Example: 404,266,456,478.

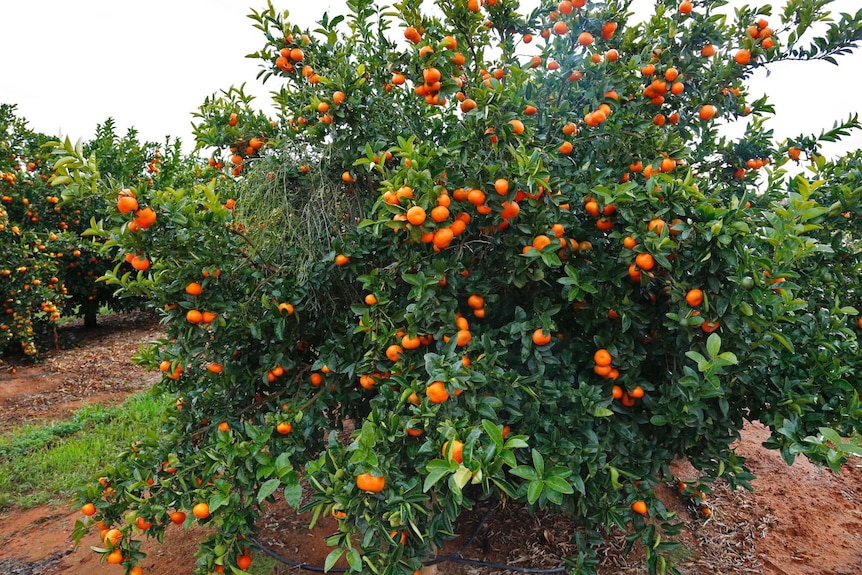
635,253,655,270
532,328,552,346
631,500,648,515
442,440,465,463
356,472,386,493
106,549,124,564
170,511,186,525
192,502,210,519
685,289,704,307
594,348,612,367
426,381,449,403
699,104,717,121
277,422,293,435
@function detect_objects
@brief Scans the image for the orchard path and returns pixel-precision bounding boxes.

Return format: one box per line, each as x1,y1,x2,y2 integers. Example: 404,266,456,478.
0,313,860,574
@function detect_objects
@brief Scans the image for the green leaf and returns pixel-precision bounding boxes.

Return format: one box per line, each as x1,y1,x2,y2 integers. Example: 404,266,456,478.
504,437,529,450
543,475,575,495
593,407,613,417
324,548,344,573
423,459,454,491
767,331,796,353
531,448,545,477
257,478,280,503
527,480,544,504
510,465,539,481
284,481,303,509
482,419,504,448
453,466,472,489
209,492,229,513
706,333,721,359
347,548,362,571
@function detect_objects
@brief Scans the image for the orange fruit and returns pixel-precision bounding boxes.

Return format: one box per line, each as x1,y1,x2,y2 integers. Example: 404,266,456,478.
623,236,637,249
277,422,293,435
236,554,252,570
170,511,186,525
596,217,614,231
508,119,525,134
635,253,655,270
185,282,203,296
106,549,124,564
685,289,704,307
532,234,552,250
701,43,716,57
335,254,349,266
310,372,324,386
577,31,594,46
559,141,573,155
218,422,230,432
117,195,139,214
186,309,203,324
278,302,295,315
631,500,648,515
192,502,210,519
648,218,666,235
131,255,150,271
134,207,157,229
629,386,645,399
426,381,449,403
532,328,552,346
442,440,464,463
103,528,123,546
594,349,612,367
406,205,427,225
699,104,717,121
734,48,751,65
386,344,403,362
356,472,386,492
679,0,692,14
81,502,96,516
494,178,509,195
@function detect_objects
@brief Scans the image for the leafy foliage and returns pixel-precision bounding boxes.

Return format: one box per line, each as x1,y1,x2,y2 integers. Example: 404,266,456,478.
58,1,862,574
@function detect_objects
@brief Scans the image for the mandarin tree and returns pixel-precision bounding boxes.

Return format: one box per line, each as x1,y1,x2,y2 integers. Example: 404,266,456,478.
66,0,862,573
0,105,196,358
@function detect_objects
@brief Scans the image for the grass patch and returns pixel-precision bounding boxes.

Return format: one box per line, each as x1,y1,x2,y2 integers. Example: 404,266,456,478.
0,390,171,510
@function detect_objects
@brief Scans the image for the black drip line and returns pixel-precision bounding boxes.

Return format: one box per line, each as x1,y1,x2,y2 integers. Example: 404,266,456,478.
250,500,568,573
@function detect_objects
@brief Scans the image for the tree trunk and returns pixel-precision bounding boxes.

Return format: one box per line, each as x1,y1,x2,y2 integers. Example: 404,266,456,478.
83,301,98,329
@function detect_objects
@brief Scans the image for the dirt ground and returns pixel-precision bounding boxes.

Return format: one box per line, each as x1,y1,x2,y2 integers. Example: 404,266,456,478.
0,312,860,575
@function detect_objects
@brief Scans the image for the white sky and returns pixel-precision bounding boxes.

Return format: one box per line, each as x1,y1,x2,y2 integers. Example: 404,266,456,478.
1,0,860,159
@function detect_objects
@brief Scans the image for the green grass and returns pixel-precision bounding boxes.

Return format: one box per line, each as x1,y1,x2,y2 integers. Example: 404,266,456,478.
0,390,171,509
